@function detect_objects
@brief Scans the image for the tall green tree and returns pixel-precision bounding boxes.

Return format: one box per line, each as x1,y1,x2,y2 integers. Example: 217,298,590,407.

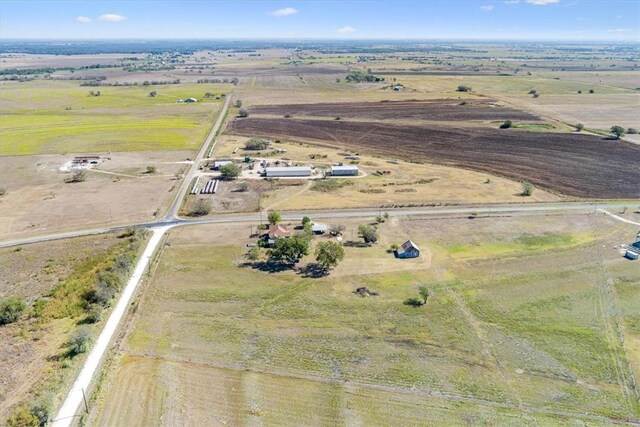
610,125,625,139
315,241,345,270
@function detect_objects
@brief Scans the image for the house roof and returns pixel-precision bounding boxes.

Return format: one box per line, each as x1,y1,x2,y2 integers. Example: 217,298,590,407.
266,166,312,173
312,223,327,231
400,240,420,252
268,224,292,239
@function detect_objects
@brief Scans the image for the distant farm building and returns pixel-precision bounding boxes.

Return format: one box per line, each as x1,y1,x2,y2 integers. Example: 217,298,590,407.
625,232,640,260
393,84,404,91
396,240,421,259
185,98,198,103
265,166,312,178
72,156,100,166
331,165,359,176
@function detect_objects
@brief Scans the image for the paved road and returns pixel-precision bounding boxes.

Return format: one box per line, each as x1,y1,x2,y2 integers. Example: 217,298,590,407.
163,94,233,221
2,201,637,249
51,225,173,427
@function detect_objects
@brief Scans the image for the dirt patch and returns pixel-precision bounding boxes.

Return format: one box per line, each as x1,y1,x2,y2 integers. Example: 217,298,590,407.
247,99,540,122
229,118,640,199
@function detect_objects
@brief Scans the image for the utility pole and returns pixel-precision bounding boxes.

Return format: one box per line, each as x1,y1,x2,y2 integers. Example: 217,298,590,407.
81,388,89,414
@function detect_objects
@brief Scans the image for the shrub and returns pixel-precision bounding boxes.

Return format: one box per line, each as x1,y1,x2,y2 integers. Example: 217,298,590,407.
6,406,39,427
85,303,103,323
236,181,249,192
145,165,156,174
245,246,260,261
189,199,211,217
234,99,243,108
68,326,92,355
575,123,584,132
358,224,378,244
457,85,472,92
499,120,513,129
0,297,26,325
302,216,311,226
0,187,6,196
238,108,249,118
626,127,638,134
403,297,424,307
65,170,86,183
520,181,534,196
589,89,595,94
245,138,269,150
311,179,351,192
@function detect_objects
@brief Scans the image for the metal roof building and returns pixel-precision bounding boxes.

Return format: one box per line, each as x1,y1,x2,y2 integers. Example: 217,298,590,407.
265,166,312,177
331,165,359,176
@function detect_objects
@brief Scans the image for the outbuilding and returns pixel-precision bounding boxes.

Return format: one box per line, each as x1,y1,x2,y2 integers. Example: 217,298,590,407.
312,223,328,234
265,166,312,177
212,160,233,170
331,165,359,176
396,240,420,259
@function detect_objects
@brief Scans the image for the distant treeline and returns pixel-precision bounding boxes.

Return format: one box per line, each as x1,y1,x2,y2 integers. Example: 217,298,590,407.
80,79,181,87
196,77,239,85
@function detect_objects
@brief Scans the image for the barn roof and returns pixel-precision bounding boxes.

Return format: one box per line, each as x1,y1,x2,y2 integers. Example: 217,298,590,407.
401,240,420,252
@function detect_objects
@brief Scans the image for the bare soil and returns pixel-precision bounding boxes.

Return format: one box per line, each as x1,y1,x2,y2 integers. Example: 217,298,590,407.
248,99,541,122
229,117,640,199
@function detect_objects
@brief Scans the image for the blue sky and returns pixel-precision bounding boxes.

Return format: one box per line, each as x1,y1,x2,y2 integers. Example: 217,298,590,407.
1,0,638,41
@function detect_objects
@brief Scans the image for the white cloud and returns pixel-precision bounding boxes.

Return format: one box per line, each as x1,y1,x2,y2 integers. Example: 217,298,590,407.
269,7,297,17
481,5,494,11
75,16,91,23
607,28,632,33
526,0,559,5
337,26,356,33
98,13,126,22
504,0,520,3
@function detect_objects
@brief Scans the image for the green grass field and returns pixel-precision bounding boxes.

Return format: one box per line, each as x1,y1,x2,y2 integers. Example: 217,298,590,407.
0,81,232,155
90,215,640,425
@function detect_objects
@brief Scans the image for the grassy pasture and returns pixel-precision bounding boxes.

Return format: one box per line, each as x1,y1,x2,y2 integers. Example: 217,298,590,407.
90,214,640,424
0,81,231,155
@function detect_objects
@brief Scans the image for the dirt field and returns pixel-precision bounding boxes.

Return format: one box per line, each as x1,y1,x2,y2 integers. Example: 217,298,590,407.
247,99,541,122
229,117,640,199
0,151,189,239
89,213,640,425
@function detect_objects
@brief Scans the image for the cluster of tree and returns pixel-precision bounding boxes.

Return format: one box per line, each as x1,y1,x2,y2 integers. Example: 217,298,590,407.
345,70,384,83
189,199,212,216
5,393,53,427
55,75,107,82
81,79,180,87
196,77,239,85
245,138,270,150
65,170,87,183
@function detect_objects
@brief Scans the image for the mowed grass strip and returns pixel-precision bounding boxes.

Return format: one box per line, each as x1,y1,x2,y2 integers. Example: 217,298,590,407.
0,81,231,155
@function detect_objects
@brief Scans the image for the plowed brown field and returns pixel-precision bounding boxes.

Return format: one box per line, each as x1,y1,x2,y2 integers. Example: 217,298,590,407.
248,99,540,122
229,117,640,199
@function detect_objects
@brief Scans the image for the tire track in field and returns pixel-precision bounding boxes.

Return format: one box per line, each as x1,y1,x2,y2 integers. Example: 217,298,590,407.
589,216,640,415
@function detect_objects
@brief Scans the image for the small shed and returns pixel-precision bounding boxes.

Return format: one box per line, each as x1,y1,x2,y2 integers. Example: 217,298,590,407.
396,240,420,259
212,160,233,170
331,165,359,176
185,98,198,103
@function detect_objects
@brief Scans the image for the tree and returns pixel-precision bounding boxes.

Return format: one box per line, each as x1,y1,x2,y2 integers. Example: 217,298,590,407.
267,211,281,225
149,91,157,97
499,120,513,129
358,224,378,244
269,235,310,265
68,326,91,355
220,163,242,180
234,99,243,108
626,127,638,134
66,170,86,183
589,89,595,94
610,125,625,139
520,181,534,197
146,165,156,174
302,216,311,227
189,199,211,216
0,297,26,325
315,241,345,270
245,246,260,261
238,108,249,118
329,224,345,236
457,85,472,92
418,286,430,305
528,89,537,95
575,123,584,132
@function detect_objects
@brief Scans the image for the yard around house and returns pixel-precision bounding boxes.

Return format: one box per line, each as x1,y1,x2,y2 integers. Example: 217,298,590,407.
88,212,640,425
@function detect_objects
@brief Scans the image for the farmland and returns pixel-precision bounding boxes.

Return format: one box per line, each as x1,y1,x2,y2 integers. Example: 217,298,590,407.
0,80,231,155
89,213,640,425
229,116,640,199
